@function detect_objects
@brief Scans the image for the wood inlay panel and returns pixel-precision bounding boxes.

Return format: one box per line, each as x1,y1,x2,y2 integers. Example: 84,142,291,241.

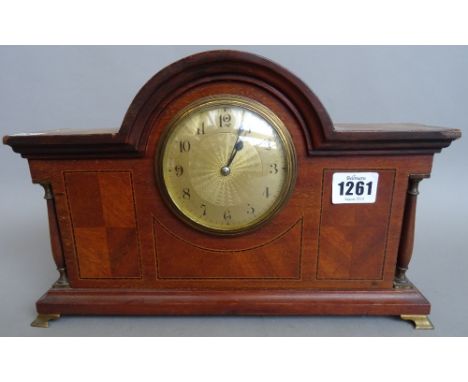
317,169,396,280
64,171,141,279
73,227,110,278
154,218,303,279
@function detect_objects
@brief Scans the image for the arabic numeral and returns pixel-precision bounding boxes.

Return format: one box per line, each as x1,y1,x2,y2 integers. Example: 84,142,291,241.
223,209,231,222
366,181,373,195
197,122,205,135
355,181,364,195
338,181,344,195
175,165,183,177
182,188,190,200
179,140,191,153
200,203,207,216
269,163,278,174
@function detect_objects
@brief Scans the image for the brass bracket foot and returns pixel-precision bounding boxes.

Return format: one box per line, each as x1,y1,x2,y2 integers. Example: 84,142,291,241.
31,313,61,328
400,314,434,330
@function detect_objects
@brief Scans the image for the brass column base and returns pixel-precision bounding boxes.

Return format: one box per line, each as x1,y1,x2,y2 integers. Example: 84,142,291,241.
31,313,61,328
400,314,434,330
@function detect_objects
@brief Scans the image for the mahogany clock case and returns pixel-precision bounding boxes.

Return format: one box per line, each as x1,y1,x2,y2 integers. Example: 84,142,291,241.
0,46,466,335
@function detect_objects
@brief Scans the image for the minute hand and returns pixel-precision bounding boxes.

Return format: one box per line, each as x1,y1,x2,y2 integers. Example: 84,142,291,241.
224,127,244,168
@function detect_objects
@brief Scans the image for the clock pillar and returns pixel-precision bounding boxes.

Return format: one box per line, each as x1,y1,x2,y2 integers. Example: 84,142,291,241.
38,182,70,289
394,174,428,289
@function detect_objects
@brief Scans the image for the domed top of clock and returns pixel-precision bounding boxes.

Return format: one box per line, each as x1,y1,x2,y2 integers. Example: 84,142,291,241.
4,50,460,159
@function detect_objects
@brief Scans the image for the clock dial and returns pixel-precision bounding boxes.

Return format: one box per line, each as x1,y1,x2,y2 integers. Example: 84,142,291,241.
158,95,296,234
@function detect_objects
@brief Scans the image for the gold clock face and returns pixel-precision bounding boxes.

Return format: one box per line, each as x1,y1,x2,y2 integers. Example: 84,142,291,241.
158,95,296,234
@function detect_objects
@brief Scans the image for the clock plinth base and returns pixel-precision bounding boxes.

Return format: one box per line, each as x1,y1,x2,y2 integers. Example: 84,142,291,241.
31,313,61,328
400,314,434,330
33,281,430,329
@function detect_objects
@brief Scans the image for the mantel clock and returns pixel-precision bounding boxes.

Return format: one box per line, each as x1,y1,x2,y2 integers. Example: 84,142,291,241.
3,50,461,329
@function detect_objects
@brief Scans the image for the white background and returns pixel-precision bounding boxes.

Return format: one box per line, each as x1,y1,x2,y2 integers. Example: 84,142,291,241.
1,1,467,381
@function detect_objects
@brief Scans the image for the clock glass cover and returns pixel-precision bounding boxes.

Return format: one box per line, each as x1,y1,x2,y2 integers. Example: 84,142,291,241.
158,95,296,234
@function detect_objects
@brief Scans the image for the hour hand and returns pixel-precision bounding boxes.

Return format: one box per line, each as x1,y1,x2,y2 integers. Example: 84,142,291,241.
225,127,244,168
234,139,243,152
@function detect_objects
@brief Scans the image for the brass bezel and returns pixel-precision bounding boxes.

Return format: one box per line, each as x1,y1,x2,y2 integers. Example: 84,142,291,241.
155,95,297,236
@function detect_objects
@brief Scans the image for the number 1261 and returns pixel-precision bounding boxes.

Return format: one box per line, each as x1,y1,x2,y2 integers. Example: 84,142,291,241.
337,181,373,196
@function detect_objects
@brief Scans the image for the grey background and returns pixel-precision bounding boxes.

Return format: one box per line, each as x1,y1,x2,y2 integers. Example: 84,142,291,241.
0,46,466,336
